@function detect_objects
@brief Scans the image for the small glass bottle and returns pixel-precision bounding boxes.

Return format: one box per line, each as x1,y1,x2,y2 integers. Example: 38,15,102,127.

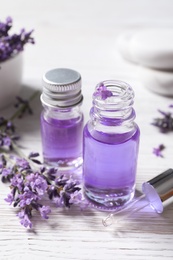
40,68,83,171
83,80,140,211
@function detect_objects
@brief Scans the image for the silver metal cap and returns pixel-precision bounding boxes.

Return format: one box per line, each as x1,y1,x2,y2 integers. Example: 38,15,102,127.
41,68,83,107
142,168,173,213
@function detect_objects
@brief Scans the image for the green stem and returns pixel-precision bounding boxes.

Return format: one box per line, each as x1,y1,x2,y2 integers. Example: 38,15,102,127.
10,90,39,121
0,90,40,169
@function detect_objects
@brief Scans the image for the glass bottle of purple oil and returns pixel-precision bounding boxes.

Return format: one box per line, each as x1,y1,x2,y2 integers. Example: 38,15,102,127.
40,68,84,171
83,80,140,211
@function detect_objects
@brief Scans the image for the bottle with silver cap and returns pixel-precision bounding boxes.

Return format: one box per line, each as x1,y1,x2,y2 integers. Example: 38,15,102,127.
40,68,83,170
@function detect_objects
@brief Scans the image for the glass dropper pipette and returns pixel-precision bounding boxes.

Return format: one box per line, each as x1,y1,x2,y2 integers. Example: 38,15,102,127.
103,168,173,226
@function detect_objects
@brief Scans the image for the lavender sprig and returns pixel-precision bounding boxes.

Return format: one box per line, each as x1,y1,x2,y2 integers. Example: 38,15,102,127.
0,17,12,37
0,91,39,153
0,16,34,62
1,153,83,229
152,109,173,133
0,91,86,229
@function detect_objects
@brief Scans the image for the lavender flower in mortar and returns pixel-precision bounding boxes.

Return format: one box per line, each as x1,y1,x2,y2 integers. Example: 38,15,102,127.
0,16,34,62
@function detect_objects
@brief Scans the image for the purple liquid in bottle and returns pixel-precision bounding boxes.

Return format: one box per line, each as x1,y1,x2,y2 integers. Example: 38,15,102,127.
40,68,84,171
41,113,83,169
83,80,140,210
83,125,140,210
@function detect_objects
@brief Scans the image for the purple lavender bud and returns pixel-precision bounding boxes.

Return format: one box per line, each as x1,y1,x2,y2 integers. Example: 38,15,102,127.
0,16,12,37
64,180,81,194
26,173,48,195
153,144,165,157
19,188,38,207
6,121,15,133
101,90,113,100
11,174,24,191
60,191,71,207
39,205,51,219
152,109,173,132
6,17,12,25
53,196,64,207
47,185,59,200
94,82,113,100
28,152,42,165
69,191,82,205
4,193,14,205
55,175,69,186
28,152,40,158
16,157,30,169
3,136,12,147
1,168,11,177
0,17,34,62
0,154,7,167
46,167,58,180
17,210,32,228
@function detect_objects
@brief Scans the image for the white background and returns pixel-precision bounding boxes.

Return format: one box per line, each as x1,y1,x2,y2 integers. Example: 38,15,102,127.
1,1,173,259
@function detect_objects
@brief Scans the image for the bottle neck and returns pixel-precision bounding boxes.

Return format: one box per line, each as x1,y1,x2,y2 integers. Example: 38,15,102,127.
90,80,136,132
42,103,82,120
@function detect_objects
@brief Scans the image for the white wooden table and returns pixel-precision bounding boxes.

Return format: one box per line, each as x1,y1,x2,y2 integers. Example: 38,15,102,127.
1,1,173,259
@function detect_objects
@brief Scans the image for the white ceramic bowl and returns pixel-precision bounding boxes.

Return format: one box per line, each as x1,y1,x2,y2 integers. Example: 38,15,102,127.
0,52,23,110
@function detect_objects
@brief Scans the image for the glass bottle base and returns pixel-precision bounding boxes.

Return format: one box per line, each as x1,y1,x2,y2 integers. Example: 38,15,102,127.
44,156,83,172
84,185,135,211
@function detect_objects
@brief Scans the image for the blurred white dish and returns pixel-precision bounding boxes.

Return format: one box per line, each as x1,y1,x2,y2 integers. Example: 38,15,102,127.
117,32,135,63
139,66,173,96
118,29,173,70
0,52,23,110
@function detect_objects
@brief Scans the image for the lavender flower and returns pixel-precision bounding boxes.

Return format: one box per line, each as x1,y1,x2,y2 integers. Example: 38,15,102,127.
0,117,15,133
47,174,82,208
0,17,12,37
1,168,11,177
46,167,58,181
0,117,19,151
153,144,165,157
94,82,113,100
11,174,24,191
39,205,51,219
26,172,48,195
0,131,13,150
69,191,82,205
0,154,6,167
17,209,32,229
16,157,30,170
0,17,34,62
152,110,173,133
47,184,60,200
1,152,83,228
58,178,81,207
4,193,14,205
19,189,38,208
0,155,14,182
